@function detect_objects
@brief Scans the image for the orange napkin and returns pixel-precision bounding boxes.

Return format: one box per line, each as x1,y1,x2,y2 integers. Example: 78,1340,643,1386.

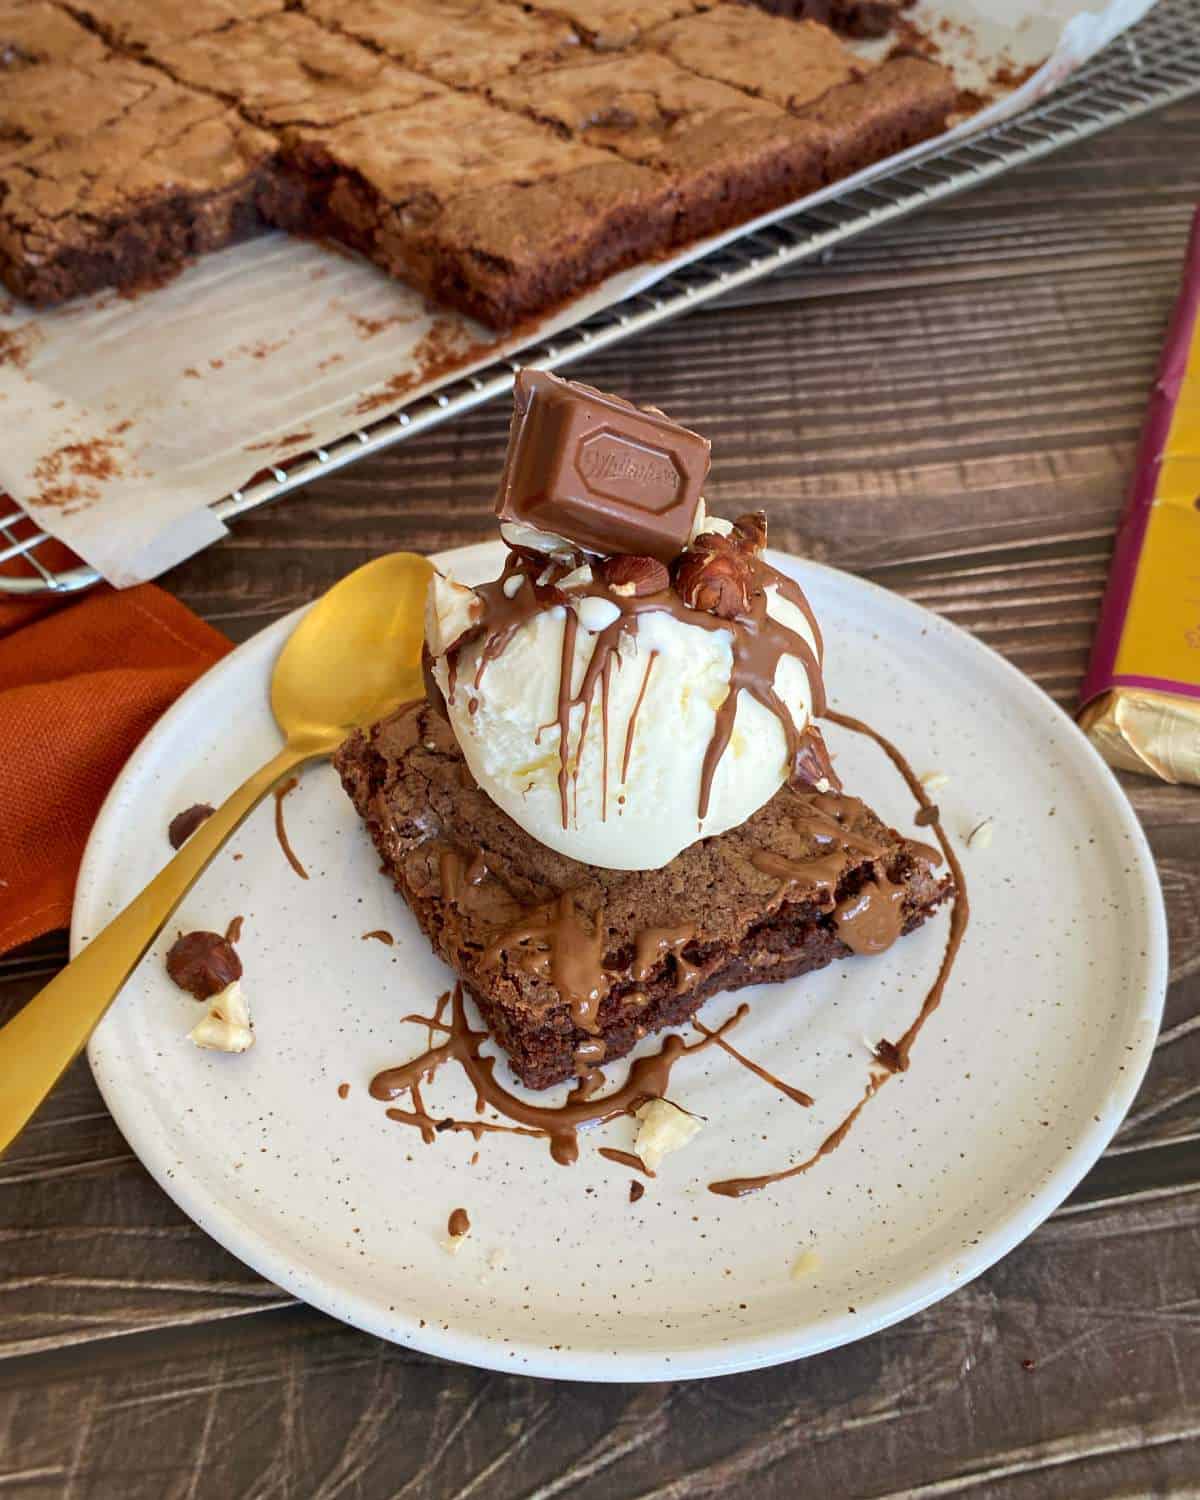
0,578,231,956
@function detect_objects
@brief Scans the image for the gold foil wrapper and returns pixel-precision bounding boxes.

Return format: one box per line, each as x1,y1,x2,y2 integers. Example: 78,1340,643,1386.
1079,689,1200,786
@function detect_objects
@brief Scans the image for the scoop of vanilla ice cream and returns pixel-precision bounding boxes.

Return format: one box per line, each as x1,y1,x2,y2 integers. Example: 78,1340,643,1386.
427,566,819,870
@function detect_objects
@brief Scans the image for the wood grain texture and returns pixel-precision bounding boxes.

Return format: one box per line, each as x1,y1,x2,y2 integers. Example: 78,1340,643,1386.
1,94,1198,1497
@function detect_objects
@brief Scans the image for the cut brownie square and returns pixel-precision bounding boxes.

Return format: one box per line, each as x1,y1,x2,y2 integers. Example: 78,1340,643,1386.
649,7,953,168
0,59,277,306
335,701,953,1091
489,51,827,243
1,1,106,70
156,13,436,131
649,9,866,111
62,0,285,55
278,90,674,329
301,0,577,89
519,0,709,51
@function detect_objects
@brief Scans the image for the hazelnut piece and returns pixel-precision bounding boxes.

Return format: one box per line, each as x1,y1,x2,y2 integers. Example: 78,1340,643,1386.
600,554,670,597
674,536,753,619
166,930,242,1000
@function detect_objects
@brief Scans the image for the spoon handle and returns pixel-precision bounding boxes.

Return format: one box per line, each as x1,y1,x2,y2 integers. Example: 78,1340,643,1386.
0,741,314,1154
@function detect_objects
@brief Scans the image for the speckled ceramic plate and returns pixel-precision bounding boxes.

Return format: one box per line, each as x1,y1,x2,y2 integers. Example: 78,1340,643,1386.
77,543,1167,1381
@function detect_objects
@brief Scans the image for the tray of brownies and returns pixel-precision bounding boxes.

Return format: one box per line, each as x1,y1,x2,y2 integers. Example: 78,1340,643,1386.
0,0,1181,588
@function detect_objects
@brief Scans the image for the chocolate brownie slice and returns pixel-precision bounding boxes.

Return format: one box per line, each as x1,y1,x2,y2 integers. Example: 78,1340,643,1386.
63,0,285,56
489,51,827,243
1,1,105,70
156,13,439,132
335,701,953,1091
301,0,577,89
277,90,674,329
519,0,708,51
0,59,276,306
649,8,953,166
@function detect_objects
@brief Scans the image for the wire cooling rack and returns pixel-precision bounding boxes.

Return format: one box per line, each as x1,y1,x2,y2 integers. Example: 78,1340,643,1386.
4,0,1199,598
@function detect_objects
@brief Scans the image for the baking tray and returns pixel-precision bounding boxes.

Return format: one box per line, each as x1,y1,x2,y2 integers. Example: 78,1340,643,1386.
4,0,1199,600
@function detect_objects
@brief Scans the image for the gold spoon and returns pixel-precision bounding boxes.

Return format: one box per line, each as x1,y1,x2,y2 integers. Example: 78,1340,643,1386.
0,551,433,1154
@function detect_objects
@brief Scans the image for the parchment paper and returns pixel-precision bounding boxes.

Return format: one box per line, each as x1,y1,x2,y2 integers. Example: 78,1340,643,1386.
0,0,1156,586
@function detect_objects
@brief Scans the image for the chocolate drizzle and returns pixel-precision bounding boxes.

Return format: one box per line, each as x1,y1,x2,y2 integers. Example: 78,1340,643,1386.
441,538,833,833
370,985,744,1166
482,892,609,1034
706,709,970,1198
273,775,308,880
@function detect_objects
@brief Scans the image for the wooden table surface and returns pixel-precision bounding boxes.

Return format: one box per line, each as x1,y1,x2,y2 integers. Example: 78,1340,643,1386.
3,97,1199,1500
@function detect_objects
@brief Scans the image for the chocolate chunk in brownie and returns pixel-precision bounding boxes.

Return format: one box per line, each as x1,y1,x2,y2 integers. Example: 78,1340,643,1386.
157,13,436,131
278,90,674,329
747,0,914,39
489,51,828,243
335,701,953,1091
64,0,285,55
301,0,577,89
0,59,277,306
519,0,708,51
0,1,105,70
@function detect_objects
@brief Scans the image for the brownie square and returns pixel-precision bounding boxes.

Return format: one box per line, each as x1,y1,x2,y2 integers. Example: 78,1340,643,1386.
489,51,827,243
335,701,952,1090
519,0,709,51
301,0,577,88
649,8,865,110
279,90,674,328
0,59,277,306
63,0,285,54
650,7,952,166
157,13,437,131
0,1,105,70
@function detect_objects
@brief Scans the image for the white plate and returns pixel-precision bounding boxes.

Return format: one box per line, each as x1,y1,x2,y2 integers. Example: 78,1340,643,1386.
77,544,1167,1381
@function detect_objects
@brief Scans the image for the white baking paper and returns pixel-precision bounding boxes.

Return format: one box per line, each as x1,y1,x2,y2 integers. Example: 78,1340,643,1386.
0,0,1157,587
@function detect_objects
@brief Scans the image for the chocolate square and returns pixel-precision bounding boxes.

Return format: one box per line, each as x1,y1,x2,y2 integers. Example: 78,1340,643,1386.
496,370,710,561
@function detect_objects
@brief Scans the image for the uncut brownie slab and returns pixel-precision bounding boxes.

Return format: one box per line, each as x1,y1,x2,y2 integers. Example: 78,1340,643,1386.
0,58,276,306
301,0,577,89
1,1,105,71
489,52,829,244
335,701,952,1091
277,90,673,330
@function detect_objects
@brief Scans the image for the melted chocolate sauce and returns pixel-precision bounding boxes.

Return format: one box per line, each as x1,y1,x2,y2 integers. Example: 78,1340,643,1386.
706,709,969,1198
370,985,744,1166
692,1020,814,1108
447,1207,470,1238
273,776,308,880
599,1147,655,1177
482,892,609,1034
224,914,244,945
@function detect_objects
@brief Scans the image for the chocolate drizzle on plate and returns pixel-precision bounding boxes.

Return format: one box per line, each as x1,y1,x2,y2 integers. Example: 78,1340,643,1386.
706,709,970,1198
273,775,308,880
370,985,745,1166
